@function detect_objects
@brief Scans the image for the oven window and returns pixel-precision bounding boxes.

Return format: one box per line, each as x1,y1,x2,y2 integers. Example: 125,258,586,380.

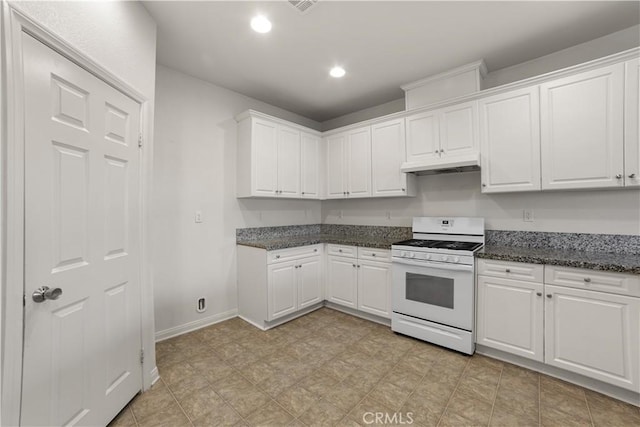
406,273,454,309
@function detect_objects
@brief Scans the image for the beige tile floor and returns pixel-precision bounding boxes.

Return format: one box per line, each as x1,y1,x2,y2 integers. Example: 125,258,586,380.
110,308,640,427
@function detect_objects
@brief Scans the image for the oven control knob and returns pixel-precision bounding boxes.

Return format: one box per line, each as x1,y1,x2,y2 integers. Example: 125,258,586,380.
443,256,450,262
453,256,460,263
409,252,415,258
425,254,431,260
401,251,408,257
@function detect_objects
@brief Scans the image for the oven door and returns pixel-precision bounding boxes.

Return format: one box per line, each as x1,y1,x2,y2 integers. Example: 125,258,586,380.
392,258,474,331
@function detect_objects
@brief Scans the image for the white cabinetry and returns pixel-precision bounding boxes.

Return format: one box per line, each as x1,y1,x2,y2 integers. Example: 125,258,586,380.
478,87,541,193
371,119,416,197
326,245,392,318
236,111,321,199
545,279,639,392
301,132,321,198
477,259,544,362
540,64,625,190
625,58,640,187
325,127,372,199
404,101,478,170
237,244,323,329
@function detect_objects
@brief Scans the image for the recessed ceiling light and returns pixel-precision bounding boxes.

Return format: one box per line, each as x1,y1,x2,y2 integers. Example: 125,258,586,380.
330,66,346,78
251,15,272,33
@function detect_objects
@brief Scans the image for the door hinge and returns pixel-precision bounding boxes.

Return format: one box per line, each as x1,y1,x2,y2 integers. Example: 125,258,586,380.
140,349,144,365
138,133,143,148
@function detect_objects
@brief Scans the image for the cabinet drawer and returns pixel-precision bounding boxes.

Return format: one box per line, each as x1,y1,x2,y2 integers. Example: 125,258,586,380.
327,244,357,258
477,259,544,283
357,247,391,262
268,244,323,264
545,266,640,297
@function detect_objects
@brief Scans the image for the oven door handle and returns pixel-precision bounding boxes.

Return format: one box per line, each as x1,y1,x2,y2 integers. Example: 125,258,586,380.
392,257,473,272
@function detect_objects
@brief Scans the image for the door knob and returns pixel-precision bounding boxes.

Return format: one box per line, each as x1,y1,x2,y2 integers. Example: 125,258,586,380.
629,173,636,179
32,286,63,303
615,174,622,179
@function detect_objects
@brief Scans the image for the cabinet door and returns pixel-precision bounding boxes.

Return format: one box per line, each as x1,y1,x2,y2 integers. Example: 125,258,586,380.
440,101,478,157
625,58,639,187
298,256,323,309
479,87,541,193
476,276,543,362
267,261,298,321
357,260,391,319
371,119,408,197
252,118,278,196
326,256,358,309
301,132,320,198
545,285,639,392
325,133,346,198
347,127,372,197
405,110,440,164
541,64,625,190
276,125,301,198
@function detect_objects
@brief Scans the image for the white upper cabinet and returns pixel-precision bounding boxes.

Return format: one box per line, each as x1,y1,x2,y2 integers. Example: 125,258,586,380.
301,132,321,198
540,64,625,190
404,100,478,168
371,118,416,197
326,126,372,198
236,112,321,199
479,87,541,193
277,125,301,198
625,58,640,187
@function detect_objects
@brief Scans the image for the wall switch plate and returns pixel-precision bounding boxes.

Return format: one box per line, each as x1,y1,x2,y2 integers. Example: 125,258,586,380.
195,210,203,223
523,209,534,222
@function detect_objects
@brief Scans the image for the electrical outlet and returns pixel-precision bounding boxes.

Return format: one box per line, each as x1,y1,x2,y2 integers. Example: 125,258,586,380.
386,211,391,220
338,210,343,219
195,210,203,223
196,297,206,313
523,209,534,222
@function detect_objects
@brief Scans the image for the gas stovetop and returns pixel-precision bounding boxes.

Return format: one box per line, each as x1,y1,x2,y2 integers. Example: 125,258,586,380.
393,239,483,252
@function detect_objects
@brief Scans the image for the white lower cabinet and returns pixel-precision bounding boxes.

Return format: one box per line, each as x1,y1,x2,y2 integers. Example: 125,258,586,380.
476,275,544,362
326,255,358,309
326,245,392,318
268,261,298,320
544,284,639,391
358,260,392,318
477,260,640,393
297,256,323,309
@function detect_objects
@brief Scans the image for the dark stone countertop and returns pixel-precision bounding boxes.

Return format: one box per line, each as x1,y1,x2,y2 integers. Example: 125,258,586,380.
236,233,402,251
478,245,640,275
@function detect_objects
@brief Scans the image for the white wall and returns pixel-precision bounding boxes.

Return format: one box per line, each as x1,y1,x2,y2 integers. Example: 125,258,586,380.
322,172,640,235
152,65,321,338
322,98,405,131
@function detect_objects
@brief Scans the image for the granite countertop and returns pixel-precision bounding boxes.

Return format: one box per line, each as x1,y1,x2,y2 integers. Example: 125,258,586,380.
479,245,640,275
236,233,402,251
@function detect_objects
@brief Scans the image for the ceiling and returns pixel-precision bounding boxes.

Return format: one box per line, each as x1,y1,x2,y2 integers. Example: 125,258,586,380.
143,1,640,123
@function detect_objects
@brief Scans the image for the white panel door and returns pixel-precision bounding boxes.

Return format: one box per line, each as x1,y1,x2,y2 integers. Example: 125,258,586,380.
371,119,408,197
540,64,625,190
545,285,639,392
301,132,320,198
440,101,478,157
22,34,142,426
625,58,640,187
405,110,440,164
298,256,323,309
326,256,358,308
252,118,278,196
347,127,372,197
479,87,541,193
357,260,391,319
325,133,346,198
276,125,301,197
267,261,298,320
476,276,543,362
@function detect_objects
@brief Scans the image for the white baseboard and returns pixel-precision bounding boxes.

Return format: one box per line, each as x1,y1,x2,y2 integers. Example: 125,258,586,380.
324,302,391,327
155,309,238,342
149,367,160,387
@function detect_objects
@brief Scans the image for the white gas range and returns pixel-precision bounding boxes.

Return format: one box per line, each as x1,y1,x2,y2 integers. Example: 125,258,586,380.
391,217,485,355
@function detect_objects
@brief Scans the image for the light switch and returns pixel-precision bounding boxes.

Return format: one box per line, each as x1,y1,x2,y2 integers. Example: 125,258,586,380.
523,209,534,222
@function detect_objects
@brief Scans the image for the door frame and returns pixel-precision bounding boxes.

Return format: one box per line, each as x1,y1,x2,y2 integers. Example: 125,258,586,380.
1,4,156,425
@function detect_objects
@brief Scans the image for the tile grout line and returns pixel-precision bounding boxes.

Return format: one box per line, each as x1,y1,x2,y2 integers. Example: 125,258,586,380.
435,356,473,427
583,389,596,427
537,373,541,427
486,364,504,427
160,377,195,427
128,404,139,427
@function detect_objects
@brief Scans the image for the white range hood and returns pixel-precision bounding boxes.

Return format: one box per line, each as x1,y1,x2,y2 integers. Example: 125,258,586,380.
400,152,480,175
